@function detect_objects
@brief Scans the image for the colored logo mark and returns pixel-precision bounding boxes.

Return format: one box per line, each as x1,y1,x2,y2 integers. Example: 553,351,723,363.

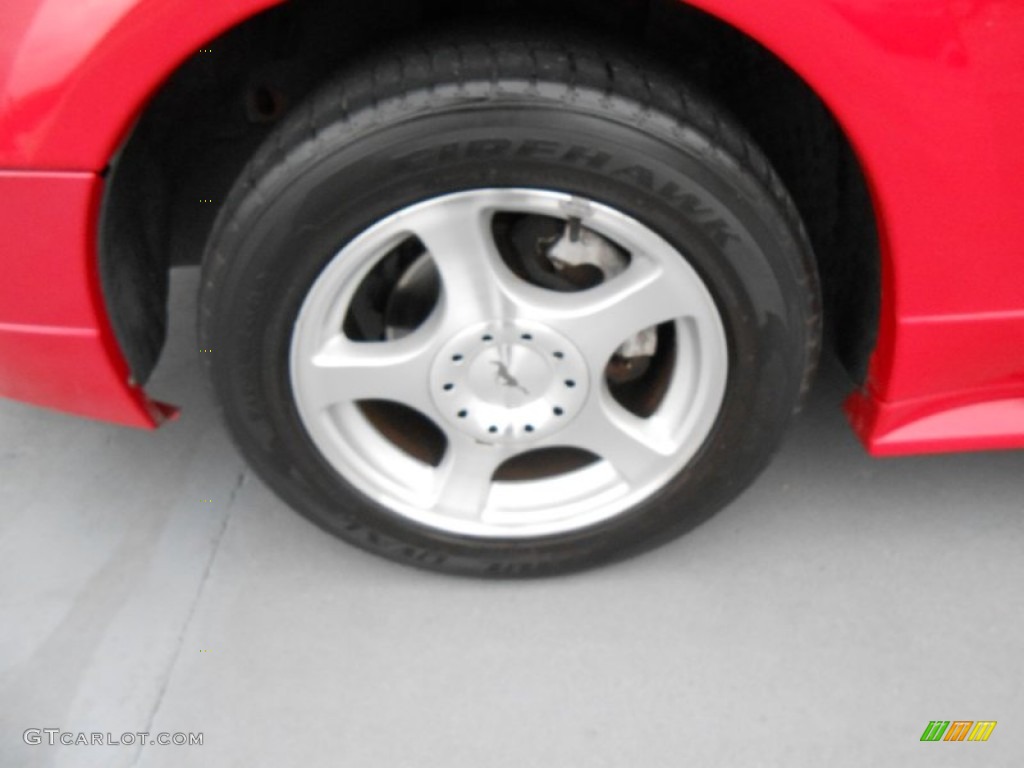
920,721,996,742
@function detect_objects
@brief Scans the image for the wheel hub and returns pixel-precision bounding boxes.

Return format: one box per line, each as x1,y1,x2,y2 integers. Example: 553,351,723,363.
430,322,588,444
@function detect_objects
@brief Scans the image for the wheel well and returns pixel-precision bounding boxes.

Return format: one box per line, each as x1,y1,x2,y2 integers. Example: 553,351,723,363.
101,0,879,386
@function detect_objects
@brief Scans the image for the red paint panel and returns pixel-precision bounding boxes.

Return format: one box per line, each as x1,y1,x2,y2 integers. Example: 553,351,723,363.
0,171,168,427
0,0,280,427
847,309,1024,452
847,393,1024,457
686,0,1024,454
0,0,1023,453
0,0,283,170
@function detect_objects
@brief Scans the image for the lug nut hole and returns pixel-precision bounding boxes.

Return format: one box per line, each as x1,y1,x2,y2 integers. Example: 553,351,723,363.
457,409,468,419
488,426,498,434
521,333,533,341
443,383,454,391
553,407,564,416
452,354,463,362
553,351,564,359
565,379,576,388
524,424,535,433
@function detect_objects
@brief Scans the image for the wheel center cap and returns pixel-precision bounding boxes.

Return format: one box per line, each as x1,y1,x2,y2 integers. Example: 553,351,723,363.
468,344,548,407
431,322,589,444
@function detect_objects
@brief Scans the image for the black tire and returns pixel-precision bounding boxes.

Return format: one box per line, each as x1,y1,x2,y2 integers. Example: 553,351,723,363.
199,32,820,577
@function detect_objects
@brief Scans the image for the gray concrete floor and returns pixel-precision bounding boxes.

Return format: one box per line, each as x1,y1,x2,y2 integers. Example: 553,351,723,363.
1,266,1022,767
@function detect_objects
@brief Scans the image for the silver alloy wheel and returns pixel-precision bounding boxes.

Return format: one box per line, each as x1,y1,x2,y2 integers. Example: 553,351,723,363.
289,189,728,538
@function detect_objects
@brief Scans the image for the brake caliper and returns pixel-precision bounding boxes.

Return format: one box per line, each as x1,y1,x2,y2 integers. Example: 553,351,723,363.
546,219,658,381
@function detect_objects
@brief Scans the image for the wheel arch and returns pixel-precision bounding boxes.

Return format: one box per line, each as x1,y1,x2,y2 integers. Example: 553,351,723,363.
92,0,883,394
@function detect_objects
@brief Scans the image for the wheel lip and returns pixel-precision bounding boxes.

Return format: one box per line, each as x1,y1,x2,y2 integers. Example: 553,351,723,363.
289,188,729,539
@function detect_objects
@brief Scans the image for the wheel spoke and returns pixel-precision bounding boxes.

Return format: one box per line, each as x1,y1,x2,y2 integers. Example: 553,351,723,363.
557,392,676,486
429,437,505,519
299,331,436,413
521,258,687,363
401,196,513,325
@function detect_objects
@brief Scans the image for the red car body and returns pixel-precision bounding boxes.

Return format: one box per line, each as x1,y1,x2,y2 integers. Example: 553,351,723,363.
2,0,1023,456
